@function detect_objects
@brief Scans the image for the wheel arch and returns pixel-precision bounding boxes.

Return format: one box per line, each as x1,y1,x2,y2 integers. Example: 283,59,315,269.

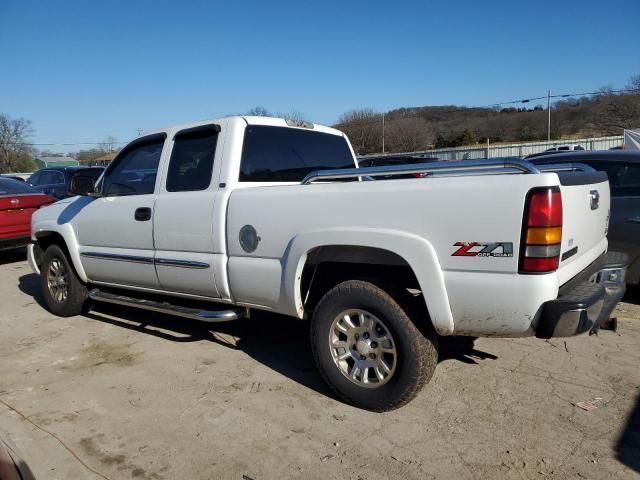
282,228,454,335
33,226,88,283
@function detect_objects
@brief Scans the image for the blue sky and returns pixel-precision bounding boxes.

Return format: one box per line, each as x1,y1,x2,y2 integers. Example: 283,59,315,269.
0,0,638,152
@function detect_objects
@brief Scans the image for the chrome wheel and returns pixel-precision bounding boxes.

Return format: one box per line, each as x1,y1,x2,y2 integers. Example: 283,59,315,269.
46,257,68,303
329,309,398,388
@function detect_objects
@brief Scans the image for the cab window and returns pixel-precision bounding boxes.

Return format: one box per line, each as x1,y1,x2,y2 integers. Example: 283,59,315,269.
166,126,218,192
102,137,165,196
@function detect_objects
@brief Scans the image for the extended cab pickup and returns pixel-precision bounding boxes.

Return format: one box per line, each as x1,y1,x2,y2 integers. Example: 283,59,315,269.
28,116,627,411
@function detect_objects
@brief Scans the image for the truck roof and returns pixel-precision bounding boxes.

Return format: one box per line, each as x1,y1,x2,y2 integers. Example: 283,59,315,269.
143,116,345,140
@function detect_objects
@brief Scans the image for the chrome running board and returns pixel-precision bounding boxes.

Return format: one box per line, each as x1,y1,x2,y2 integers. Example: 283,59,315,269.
88,289,247,322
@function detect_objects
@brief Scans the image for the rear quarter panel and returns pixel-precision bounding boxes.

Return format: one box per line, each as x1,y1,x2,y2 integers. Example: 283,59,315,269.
226,172,564,336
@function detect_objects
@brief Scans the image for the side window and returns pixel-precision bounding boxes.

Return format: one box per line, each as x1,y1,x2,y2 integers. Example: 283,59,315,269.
39,171,59,185
619,165,640,197
166,126,218,192
589,163,626,197
28,172,41,186
51,171,65,184
102,138,164,196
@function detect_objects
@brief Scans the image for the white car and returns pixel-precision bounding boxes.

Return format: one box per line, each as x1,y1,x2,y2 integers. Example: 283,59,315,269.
28,116,627,410
545,144,586,152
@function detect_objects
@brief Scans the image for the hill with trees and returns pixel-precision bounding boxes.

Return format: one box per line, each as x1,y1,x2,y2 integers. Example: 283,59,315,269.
335,75,640,155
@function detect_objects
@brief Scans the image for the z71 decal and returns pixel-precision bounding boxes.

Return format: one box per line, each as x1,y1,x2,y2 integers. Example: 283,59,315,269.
452,242,513,258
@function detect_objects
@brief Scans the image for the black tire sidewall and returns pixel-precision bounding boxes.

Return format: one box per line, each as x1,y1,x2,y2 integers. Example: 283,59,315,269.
40,244,88,317
311,281,436,411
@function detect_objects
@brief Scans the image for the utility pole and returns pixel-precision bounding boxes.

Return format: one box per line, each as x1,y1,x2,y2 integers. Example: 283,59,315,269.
136,128,144,137
382,113,385,154
547,89,551,141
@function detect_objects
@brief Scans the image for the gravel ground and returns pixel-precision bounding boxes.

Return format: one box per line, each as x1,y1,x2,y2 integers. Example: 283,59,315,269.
1,249,639,480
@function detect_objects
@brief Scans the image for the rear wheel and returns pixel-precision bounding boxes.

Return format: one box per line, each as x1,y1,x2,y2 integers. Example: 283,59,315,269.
40,244,89,316
310,280,438,411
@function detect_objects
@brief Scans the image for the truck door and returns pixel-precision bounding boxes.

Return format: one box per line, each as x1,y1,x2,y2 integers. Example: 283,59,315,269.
75,134,166,288
152,124,221,298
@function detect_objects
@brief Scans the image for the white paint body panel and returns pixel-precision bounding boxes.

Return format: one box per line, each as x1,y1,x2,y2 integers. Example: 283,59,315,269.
29,115,610,338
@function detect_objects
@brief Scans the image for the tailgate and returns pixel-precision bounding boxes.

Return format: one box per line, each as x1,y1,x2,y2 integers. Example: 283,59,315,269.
557,171,610,284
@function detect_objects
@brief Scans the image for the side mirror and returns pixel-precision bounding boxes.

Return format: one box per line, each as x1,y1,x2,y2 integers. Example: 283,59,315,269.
69,174,97,196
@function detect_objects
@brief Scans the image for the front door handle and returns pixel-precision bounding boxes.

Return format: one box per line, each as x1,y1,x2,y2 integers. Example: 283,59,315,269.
627,216,640,224
135,207,152,221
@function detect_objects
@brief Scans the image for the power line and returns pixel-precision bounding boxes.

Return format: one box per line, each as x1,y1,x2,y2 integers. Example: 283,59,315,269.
479,87,639,108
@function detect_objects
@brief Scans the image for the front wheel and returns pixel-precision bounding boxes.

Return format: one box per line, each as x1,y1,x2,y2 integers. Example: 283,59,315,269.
40,244,89,317
310,280,438,411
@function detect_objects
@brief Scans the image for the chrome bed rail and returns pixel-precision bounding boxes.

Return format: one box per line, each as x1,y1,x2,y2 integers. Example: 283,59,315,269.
301,159,595,184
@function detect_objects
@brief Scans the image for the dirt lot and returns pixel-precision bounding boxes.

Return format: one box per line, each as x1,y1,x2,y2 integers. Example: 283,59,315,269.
1,250,639,480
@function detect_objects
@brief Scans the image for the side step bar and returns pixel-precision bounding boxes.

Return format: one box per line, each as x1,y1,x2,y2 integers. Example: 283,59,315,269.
88,289,247,322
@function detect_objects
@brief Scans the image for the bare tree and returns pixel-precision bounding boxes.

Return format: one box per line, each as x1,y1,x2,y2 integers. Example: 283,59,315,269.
98,135,117,153
246,106,271,117
280,109,308,123
336,108,382,154
0,114,36,173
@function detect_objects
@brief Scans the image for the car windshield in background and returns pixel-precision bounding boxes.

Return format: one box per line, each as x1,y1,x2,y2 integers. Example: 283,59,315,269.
239,126,354,182
0,178,39,195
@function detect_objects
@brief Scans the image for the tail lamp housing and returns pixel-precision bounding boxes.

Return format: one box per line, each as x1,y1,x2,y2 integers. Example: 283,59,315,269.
519,187,563,273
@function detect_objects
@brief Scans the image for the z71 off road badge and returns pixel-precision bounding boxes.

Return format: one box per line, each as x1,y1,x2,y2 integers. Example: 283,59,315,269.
452,242,513,258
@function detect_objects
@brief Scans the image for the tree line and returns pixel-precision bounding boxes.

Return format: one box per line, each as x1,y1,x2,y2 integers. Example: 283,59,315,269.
335,74,640,154
2,74,638,172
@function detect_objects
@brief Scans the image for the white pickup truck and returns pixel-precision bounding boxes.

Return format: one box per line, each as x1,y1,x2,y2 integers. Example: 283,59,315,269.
28,116,627,411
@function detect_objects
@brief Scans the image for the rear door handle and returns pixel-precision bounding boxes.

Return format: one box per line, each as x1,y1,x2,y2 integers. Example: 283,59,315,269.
135,207,152,221
627,216,640,224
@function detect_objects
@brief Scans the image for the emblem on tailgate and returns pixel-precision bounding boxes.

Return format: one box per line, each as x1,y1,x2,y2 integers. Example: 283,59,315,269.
452,242,513,258
590,190,599,210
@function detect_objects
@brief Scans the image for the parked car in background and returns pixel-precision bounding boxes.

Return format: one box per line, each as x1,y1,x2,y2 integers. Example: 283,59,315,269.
0,178,55,251
529,150,640,286
527,145,585,159
27,166,104,199
358,155,439,178
0,174,26,182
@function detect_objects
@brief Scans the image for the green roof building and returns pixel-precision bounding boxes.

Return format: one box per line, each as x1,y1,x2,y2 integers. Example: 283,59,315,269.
34,156,79,169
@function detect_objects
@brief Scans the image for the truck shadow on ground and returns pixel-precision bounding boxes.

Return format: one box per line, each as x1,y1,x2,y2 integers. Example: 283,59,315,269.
616,393,640,474
0,248,26,266
622,285,640,306
18,273,499,399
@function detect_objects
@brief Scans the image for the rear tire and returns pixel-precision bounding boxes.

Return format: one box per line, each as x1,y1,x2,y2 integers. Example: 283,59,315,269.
40,244,89,317
310,280,438,411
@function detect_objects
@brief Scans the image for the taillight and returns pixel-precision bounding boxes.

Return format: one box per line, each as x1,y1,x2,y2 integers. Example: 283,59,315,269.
519,187,562,273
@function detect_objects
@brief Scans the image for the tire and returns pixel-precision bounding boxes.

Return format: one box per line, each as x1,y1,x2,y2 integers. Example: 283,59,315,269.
40,244,89,317
310,280,438,411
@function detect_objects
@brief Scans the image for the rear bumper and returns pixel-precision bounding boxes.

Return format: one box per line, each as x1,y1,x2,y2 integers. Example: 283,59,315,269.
536,251,628,338
0,236,31,251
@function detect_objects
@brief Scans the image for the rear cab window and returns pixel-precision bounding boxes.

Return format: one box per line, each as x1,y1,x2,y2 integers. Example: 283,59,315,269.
239,126,355,182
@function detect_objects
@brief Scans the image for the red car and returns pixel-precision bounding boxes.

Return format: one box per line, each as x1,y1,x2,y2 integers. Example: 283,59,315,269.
0,177,56,251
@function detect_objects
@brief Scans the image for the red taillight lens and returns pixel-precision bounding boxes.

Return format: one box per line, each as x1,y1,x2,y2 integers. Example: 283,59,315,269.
527,190,562,227
521,257,560,272
519,187,562,274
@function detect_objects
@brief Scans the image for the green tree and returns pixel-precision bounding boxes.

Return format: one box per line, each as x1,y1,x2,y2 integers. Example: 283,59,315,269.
458,129,476,145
